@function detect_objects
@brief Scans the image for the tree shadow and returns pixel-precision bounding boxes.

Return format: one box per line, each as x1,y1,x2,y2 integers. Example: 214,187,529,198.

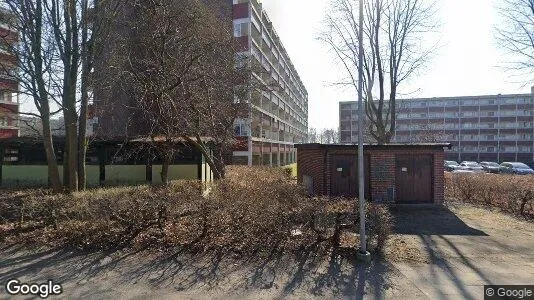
391,205,488,236
0,242,394,298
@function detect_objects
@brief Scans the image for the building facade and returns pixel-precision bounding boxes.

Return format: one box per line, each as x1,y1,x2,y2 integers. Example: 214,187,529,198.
0,10,19,139
340,91,534,166
296,143,448,204
232,0,308,166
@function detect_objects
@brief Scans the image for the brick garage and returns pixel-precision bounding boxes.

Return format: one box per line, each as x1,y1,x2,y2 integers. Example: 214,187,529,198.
295,143,451,204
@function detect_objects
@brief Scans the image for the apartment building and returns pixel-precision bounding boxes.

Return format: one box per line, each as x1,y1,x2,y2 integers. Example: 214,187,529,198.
340,90,534,165
0,10,19,139
232,0,308,166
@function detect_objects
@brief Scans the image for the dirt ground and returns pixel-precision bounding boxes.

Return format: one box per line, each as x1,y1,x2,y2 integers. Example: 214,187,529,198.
1,203,533,299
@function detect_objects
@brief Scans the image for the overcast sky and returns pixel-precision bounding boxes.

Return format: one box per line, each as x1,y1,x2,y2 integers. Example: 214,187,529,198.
260,0,531,130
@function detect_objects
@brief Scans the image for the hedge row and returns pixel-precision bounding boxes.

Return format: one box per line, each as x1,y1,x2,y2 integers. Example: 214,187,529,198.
0,167,392,254
445,172,534,219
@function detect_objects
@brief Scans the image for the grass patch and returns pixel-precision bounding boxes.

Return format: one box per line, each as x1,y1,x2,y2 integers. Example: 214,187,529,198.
283,163,297,179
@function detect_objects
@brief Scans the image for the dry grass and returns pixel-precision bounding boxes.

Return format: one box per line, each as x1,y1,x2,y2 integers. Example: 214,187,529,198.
0,166,393,255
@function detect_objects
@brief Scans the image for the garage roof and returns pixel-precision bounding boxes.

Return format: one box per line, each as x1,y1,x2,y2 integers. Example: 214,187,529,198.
295,143,452,150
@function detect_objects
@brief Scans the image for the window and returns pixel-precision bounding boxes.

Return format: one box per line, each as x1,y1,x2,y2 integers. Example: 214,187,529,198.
340,103,351,110
233,22,249,37
504,146,517,152
519,146,532,152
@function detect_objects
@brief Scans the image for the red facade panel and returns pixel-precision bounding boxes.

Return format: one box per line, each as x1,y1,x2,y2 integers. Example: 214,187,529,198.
0,128,17,139
0,52,17,65
233,3,249,19
232,136,248,151
235,36,249,51
0,27,18,43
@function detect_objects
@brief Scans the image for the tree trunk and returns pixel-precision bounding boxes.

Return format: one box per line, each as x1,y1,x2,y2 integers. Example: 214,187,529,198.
160,154,170,184
183,136,224,180
64,111,79,192
77,68,90,190
41,117,61,191
63,145,68,185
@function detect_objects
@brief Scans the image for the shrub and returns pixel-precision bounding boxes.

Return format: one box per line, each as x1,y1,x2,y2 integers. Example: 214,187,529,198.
1,166,394,255
366,204,393,253
445,172,534,219
205,166,310,251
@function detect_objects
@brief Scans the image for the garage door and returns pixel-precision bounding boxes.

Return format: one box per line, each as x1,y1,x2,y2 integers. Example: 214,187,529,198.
395,155,433,203
330,154,370,198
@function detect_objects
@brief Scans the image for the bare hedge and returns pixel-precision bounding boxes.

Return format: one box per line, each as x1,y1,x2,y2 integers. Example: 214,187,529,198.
1,166,392,254
445,172,534,219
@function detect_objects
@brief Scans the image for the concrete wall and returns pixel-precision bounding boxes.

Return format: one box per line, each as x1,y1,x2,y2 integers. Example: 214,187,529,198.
1,165,100,187
152,164,198,184
106,165,147,185
1,164,203,188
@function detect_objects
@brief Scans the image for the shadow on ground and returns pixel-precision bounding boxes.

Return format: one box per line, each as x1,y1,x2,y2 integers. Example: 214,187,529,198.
391,205,488,236
0,243,394,298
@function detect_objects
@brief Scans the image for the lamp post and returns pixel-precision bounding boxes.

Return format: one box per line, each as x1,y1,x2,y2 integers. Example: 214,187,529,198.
357,0,371,262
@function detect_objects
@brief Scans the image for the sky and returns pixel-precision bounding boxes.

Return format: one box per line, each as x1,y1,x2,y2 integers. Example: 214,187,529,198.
260,0,531,130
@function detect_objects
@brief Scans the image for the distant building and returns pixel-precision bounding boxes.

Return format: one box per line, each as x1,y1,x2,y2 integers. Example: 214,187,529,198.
94,0,308,167
0,9,19,139
232,0,309,166
340,90,534,165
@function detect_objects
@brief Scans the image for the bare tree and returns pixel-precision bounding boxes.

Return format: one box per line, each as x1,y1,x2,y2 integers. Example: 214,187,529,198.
495,0,534,82
1,2,62,191
320,0,437,144
319,128,340,144
307,127,318,143
44,0,120,191
2,1,119,192
105,0,249,182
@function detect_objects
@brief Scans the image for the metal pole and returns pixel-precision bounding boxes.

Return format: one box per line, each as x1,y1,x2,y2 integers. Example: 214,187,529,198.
357,0,368,256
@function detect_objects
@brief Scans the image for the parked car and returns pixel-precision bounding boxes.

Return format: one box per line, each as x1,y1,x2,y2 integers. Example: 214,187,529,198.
479,161,500,174
458,162,485,173
444,160,460,172
499,162,534,175
451,169,475,174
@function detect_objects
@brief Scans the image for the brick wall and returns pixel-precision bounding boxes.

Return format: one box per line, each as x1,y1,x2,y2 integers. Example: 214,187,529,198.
296,145,447,204
297,147,325,194
433,151,445,204
368,151,395,202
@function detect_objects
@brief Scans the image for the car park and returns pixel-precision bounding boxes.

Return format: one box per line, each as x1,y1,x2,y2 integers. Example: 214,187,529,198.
499,162,534,175
458,162,485,173
451,169,475,174
444,160,460,172
480,161,500,174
